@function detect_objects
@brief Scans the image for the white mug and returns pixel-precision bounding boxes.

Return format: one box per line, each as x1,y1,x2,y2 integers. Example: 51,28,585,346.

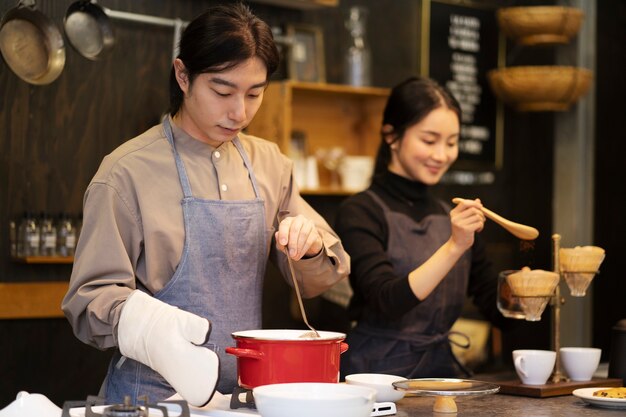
513,349,556,385
560,347,602,381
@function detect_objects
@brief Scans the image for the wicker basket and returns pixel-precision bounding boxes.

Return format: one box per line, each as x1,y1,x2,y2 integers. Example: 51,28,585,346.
497,6,584,46
488,66,593,112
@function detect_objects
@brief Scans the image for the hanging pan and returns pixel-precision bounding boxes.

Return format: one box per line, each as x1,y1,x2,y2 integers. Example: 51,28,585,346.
0,0,66,85
64,0,114,60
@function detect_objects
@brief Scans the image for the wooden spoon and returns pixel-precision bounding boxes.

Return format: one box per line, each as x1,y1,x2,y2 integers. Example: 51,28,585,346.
452,198,539,241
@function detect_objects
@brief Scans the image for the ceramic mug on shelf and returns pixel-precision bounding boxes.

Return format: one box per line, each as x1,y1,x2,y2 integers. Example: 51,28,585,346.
512,349,556,385
560,347,601,381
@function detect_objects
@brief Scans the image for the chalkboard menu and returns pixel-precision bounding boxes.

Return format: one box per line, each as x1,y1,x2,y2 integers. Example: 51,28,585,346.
422,0,501,170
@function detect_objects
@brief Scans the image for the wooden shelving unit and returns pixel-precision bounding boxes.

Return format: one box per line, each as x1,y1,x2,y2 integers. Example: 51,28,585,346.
12,256,74,264
247,81,389,192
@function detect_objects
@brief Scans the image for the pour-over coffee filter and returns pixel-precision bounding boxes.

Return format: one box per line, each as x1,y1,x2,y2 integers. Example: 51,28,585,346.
559,246,605,273
506,268,560,297
559,246,606,296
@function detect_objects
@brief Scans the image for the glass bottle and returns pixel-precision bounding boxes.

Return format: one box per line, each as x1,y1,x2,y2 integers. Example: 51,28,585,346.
18,211,40,257
56,212,77,257
9,219,17,257
343,6,372,87
39,212,57,256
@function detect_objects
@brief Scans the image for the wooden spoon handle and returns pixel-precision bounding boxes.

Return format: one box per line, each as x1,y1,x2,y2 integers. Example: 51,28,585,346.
452,198,539,240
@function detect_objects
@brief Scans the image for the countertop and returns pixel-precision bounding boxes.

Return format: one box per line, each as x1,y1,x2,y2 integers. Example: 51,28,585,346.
393,392,624,416
392,368,624,416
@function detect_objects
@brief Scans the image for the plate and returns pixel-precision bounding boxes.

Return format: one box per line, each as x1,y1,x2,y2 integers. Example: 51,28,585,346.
392,378,500,397
572,387,626,409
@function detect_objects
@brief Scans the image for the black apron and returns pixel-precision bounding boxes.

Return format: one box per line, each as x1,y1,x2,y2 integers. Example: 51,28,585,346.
341,191,472,379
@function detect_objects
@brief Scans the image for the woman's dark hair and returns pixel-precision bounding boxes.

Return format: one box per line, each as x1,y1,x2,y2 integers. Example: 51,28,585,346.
373,76,462,175
169,2,280,115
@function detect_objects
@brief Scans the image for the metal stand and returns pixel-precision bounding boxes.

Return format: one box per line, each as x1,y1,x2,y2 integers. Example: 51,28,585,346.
550,234,568,382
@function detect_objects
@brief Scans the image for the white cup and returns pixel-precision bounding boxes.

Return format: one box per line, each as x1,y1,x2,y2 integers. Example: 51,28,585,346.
513,349,556,385
560,347,602,381
338,156,374,191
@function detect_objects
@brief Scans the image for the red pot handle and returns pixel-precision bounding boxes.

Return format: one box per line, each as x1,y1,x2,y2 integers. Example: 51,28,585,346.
340,342,349,354
225,347,264,359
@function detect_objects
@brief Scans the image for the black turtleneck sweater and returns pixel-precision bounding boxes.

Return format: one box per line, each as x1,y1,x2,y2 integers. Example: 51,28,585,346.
335,170,505,328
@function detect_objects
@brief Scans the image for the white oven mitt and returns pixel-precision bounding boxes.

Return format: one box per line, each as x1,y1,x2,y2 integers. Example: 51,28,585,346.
118,290,219,407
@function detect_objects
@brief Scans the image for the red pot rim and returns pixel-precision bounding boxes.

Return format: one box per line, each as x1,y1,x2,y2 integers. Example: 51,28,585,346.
231,329,346,341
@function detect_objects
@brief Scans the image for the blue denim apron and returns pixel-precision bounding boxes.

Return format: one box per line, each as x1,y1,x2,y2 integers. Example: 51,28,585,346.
341,190,471,379
104,118,268,403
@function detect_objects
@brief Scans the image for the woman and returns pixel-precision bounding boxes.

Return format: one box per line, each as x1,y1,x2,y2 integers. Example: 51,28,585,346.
336,76,508,379
62,3,349,406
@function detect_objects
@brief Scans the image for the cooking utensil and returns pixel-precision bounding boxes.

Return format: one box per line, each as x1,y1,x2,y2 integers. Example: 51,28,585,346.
452,198,539,240
277,210,320,338
63,0,114,60
225,329,348,389
0,0,65,85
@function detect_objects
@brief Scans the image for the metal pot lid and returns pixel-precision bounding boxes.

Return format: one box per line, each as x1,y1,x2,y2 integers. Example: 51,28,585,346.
0,4,65,85
232,329,346,341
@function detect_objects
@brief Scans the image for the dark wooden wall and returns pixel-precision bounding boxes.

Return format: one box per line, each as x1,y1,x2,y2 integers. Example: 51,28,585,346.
1,0,622,407
593,0,626,360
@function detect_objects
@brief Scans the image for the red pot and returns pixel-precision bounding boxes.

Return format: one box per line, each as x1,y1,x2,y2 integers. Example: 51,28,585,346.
225,329,349,389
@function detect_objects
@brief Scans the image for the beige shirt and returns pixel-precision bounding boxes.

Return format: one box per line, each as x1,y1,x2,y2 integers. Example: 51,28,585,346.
62,119,350,349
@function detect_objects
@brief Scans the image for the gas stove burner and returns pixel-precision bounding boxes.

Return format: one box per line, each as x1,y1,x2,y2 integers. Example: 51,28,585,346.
229,386,256,410
61,395,190,417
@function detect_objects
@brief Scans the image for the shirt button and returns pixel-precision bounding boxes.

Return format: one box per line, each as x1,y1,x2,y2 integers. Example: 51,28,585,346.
214,151,221,159
221,184,228,192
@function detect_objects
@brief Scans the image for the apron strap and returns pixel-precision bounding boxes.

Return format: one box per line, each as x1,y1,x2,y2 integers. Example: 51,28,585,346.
163,117,194,198
231,137,262,199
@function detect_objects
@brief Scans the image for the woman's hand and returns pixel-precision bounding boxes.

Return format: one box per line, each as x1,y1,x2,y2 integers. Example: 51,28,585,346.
449,198,486,252
275,214,323,260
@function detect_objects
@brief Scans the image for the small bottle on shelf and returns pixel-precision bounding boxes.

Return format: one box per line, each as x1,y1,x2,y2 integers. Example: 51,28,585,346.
56,212,76,257
18,211,40,257
39,212,57,256
9,219,17,257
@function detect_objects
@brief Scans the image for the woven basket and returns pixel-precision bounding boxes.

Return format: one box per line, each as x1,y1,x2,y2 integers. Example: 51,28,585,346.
488,66,592,112
497,6,584,46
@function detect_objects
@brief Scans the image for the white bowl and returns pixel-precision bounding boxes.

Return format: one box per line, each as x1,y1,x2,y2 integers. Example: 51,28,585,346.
253,382,376,417
345,373,408,402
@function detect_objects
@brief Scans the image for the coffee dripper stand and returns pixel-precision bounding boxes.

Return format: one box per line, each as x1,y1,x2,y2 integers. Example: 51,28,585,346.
507,234,600,383
549,233,600,383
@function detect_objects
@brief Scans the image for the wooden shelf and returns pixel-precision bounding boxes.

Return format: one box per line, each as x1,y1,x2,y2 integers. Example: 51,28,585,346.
0,281,69,319
12,256,74,264
247,81,389,191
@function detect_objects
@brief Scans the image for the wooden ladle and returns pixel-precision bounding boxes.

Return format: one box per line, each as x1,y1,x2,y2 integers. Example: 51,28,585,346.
452,198,539,241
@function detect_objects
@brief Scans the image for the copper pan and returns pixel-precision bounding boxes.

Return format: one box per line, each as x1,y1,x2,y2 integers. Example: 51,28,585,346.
0,0,65,85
